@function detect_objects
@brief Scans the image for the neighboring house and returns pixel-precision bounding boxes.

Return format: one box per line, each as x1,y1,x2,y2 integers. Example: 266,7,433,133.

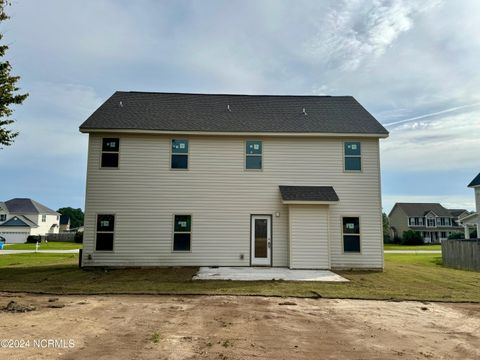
79,91,389,269
448,209,471,226
459,172,480,238
59,215,71,232
0,198,60,243
388,203,465,243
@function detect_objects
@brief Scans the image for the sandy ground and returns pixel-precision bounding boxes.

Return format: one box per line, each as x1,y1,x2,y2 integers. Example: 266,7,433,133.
0,294,479,360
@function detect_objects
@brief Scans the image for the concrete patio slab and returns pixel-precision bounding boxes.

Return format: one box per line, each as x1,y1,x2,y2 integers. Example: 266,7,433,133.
193,266,349,282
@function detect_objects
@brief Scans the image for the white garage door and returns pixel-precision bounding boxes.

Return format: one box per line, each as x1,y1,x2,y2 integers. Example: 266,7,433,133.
0,232,29,244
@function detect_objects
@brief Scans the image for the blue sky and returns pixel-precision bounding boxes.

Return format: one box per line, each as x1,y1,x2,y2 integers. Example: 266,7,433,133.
0,0,479,213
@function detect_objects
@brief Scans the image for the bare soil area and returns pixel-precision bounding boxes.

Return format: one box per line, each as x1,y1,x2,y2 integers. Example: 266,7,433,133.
0,293,478,359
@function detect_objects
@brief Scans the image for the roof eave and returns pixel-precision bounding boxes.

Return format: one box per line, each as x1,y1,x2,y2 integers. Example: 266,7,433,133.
282,200,339,205
79,128,389,138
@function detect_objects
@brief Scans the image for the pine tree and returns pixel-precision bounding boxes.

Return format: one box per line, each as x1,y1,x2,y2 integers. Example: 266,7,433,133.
0,0,28,147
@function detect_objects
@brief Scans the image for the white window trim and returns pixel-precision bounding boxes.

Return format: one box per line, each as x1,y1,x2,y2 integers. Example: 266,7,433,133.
172,214,192,252
95,213,115,252
343,141,362,173
245,140,263,171
100,138,120,169
341,216,362,254
170,139,189,171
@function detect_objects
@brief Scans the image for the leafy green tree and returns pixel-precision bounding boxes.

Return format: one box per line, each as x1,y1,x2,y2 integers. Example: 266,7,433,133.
0,1,28,147
382,212,390,236
57,207,84,229
401,230,424,245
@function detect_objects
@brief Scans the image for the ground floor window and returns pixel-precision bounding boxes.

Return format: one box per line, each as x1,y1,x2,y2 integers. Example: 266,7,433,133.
343,217,360,252
173,215,191,251
96,214,115,251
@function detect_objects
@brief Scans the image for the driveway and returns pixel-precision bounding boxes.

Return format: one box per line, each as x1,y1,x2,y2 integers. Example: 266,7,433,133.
0,294,478,359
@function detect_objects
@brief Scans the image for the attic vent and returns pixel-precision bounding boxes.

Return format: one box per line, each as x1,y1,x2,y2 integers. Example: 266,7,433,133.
119,101,124,108
227,104,231,112
302,108,307,116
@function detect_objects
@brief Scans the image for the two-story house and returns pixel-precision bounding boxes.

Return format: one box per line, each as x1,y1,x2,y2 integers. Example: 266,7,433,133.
79,92,388,270
0,198,60,243
388,203,466,243
459,172,480,238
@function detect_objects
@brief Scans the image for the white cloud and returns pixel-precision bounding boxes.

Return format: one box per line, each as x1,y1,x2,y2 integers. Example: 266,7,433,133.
304,0,443,70
0,82,101,177
382,108,480,172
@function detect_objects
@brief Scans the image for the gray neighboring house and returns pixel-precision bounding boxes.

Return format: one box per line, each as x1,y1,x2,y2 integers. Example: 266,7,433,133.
0,198,60,243
79,91,389,269
388,203,466,243
459,172,480,237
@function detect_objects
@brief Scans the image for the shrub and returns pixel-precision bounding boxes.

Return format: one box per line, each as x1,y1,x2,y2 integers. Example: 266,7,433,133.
383,234,392,244
26,235,42,243
448,232,464,239
392,236,401,244
401,230,424,245
74,231,83,244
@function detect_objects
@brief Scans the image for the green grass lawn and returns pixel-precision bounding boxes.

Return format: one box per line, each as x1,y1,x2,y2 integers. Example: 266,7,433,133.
3,241,82,250
384,244,441,251
0,253,478,302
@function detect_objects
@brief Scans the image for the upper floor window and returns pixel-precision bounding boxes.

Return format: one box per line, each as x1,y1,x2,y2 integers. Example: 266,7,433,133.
246,140,262,170
427,218,436,227
101,138,119,168
42,215,46,222
0,214,6,222
96,214,115,251
438,217,451,226
344,142,361,171
409,217,424,226
343,217,361,253
171,139,189,169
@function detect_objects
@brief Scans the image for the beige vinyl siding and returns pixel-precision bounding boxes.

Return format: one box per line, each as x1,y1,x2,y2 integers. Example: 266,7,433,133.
82,133,383,269
289,205,329,269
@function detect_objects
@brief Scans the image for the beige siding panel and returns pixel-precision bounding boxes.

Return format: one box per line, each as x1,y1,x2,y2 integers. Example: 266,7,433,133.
83,134,383,269
289,205,329,269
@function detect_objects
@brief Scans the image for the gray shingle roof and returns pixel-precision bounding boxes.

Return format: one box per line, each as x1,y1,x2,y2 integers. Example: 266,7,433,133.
468,172,480,187
80,92,388,135
279,186,339,202
4,198,59,215
60,215,70,225
394,203,452,217
448,209,469,218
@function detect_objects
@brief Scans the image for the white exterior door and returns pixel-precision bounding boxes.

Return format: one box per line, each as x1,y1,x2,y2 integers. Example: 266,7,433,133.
251,215,271,266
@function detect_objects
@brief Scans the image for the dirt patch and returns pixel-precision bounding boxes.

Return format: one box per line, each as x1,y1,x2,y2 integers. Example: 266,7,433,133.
0,294,478,359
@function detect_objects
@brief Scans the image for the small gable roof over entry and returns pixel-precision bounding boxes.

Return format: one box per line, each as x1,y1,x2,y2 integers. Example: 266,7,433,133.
279,186,339,204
